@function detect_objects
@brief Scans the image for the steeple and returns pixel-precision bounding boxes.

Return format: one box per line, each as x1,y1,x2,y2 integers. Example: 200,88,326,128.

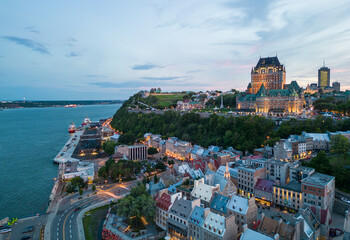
224,162,230,179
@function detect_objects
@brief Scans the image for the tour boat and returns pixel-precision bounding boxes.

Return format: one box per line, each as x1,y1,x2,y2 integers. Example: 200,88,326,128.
82,117,91,126
68,122,76,133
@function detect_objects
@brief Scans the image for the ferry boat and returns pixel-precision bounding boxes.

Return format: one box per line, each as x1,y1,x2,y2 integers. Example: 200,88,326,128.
64,104,77,108
82,117,91,126
68,122,76,133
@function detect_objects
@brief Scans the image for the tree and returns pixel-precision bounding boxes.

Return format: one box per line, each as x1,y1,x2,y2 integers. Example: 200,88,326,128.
162,155,168,162
98,165,109,179
102,141,117,155
70,176,85,189
148,147,158,155
307,151,332,174
79,188,83,196
154,174,159,183
92,184,96,192
115,184,156,227
168,159,174,165
155,161,166,171
330,134,349,164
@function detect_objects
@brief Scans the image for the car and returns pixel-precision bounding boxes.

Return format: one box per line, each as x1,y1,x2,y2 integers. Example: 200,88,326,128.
22,226,34,233
74,207,81,212
21,236,32,240
0,228,11,234
0,225,11,230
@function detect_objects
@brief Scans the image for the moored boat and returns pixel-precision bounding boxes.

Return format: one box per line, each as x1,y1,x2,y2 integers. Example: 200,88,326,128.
68,122,76,133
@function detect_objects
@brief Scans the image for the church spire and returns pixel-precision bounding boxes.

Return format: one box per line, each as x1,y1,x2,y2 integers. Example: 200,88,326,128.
224,162,230,179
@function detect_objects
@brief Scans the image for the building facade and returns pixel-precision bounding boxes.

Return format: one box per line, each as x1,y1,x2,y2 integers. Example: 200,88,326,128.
318,65,330,90
251,56,286,94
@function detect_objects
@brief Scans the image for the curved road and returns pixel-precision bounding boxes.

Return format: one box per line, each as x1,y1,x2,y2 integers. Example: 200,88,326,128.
49,181,136,240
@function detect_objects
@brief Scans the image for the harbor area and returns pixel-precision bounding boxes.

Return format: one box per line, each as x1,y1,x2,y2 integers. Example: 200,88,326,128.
53,129,84,164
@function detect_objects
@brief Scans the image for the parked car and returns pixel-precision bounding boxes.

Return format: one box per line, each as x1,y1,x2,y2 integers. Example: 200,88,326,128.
22,226,34,233
21,236,32,240
0,228,11,234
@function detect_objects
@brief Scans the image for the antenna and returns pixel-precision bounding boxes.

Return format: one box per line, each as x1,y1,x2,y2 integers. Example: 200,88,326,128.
323,60,325,67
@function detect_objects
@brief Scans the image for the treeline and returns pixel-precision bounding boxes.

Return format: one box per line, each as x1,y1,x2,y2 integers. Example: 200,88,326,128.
313,97,350,114
111,106,276,153
111,93,350,153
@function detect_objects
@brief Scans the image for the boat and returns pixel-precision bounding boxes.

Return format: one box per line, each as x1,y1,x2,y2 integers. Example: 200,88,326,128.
82,116,91,126
64,104,77,108
68,122,76,133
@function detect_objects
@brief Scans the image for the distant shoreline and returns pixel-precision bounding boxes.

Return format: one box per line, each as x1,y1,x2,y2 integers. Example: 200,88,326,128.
0,100,124,109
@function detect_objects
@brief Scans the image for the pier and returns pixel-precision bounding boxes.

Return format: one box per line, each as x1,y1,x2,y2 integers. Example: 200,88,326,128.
53,129,84,164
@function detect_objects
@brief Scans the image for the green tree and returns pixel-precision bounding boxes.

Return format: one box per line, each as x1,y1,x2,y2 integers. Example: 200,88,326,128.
155,161,166,171
79,188,83,196
168,159,174,165
307,151,332,174
162,155,168,162
70,176,85,189
154,174,159,183
98,165,109,179
92,184,96,192
330,134,349,164
102,141,117,155
148,147,158,155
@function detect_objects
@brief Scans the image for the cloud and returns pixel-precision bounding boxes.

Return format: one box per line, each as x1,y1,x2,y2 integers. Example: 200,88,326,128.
83,74,108,78
24,26,40,34
67,37,77,42
2,36,49,54
89,81,144,89
141,76,184,81
132,63,164,70
186,70,203,74
66,52,80,57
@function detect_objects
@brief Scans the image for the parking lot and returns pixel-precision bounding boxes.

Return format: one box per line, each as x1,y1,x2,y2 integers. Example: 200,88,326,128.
0,215,46,240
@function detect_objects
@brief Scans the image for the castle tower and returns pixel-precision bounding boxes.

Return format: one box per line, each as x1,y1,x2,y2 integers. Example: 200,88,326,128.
251,56,286,94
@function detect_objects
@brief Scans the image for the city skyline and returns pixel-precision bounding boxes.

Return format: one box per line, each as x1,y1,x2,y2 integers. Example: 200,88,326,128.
1,0,350,100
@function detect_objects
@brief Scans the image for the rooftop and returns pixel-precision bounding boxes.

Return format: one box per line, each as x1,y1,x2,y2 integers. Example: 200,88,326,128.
275,180,301,193
169,197,193,220
210,192,229,214
255,179,274,193
189,206,204,226
227,195,249,215
241,228,273,240
302,172,335,187
202,212,226,236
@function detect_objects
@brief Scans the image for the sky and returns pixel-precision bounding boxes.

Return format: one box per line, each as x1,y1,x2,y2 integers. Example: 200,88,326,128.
1,0,350,100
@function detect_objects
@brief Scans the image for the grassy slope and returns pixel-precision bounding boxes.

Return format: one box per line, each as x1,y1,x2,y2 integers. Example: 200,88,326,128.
83,205,110,240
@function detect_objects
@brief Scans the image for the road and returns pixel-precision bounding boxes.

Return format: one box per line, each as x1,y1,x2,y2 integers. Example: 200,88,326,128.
49,180,137,240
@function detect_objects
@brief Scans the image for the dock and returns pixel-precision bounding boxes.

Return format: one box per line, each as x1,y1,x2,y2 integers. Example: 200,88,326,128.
53,129,84,164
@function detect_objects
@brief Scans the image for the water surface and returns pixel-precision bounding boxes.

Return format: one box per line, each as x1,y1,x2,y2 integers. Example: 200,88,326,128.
0,104,120,219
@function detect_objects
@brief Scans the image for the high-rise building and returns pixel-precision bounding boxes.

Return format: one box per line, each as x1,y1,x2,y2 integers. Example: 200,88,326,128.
318,64,330,90
251,56,286,94
332,81,340,92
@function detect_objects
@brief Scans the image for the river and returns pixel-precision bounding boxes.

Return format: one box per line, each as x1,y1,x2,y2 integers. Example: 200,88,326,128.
0,104,121,219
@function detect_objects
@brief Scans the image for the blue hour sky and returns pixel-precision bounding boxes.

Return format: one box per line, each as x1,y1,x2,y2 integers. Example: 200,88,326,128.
1,0,350,100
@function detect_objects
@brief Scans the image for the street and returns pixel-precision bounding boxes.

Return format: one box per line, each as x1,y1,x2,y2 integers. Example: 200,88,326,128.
48,180,137,240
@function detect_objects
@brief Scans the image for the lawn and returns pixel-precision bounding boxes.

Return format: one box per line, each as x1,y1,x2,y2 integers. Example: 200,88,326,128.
83,205,110,240
150,93,187,108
